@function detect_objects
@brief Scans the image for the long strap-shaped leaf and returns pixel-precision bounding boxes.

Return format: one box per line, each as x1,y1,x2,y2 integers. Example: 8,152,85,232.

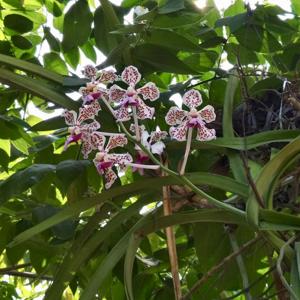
0,68,79,110
82,209,247,300
246,137,300,226
44,195,151,300
0,54,63,84
222,72,247,183
168,130,300,151
9,172,248,247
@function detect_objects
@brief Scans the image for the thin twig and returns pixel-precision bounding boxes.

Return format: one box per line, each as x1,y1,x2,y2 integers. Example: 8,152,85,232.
182,236,261,300
1,270,53,281
228,230,252,300
276,235,299,300
0,263,31,273
132,106,140,142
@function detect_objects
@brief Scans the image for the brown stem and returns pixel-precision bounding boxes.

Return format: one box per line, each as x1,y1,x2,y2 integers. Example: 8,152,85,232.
162,161,182,300
182,236,261,300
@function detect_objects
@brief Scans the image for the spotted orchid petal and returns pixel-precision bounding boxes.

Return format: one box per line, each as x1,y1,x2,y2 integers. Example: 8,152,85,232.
183,89,202,109
169,120,189,141
109,84,126,102
108,153,133,169
82,65,97,80
136,97,155,120
81,139,93,159
81,120,101,133
98,70,117,83
137,82,159,101
199,105,216,123
77,101,101,124
165,106,186,125
196,126,216,141
121,66,141,87
114,106,131,121
106,135,128,151
130,124,145,137
104,168,118,189
90,132,106,150
64,110,77,126
150,131,167,143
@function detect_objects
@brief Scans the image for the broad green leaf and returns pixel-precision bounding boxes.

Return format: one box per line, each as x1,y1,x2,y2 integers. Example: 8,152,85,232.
63,47,80,70
62,0,93,52
80,41,96,63
158,0,185,14
44,27,60,52
133,44,196,74
0,139,10,156
43,52,68,75
0,164,56,204
11,35,33,49
4,14,33,34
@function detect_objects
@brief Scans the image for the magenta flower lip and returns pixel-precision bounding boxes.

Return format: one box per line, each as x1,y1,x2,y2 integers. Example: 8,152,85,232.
187,117,205,128
96,161,114,174
122,96,139,107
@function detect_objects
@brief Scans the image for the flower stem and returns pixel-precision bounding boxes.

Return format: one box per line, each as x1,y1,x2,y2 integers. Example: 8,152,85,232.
126,163,160,170
132,106,140,142
101,96,116,116
180,127,193,175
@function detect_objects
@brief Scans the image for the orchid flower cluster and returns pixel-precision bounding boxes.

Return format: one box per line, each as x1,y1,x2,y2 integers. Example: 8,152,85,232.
63,65,216,188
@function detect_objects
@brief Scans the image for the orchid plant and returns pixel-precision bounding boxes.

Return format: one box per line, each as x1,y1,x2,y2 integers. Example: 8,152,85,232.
63,65,216,189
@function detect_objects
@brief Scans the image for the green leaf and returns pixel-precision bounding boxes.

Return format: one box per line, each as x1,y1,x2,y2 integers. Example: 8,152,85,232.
0,164,56,204
43,52,68,75
291,0,300,14
133,44,196,74
158,0,185,14
222,73,247,183
247,137,300,227
31,116,65,131
4,14,33,34
80,41,96,63
0,68,79,110
63,47,80,70
44,27,60,52
152,12,204,29
0,139,11,156
11,35,33,49
56,160,90,194
0,53,63,83
9,173,247,247
62,0,93,52
145,29,201,52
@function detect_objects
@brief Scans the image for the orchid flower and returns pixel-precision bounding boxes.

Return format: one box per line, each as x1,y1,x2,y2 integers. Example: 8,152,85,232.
80,66,118,106
109,66,160,141
91,133,133,189
130,124,166,175
63,101,101,158
165,89,216,175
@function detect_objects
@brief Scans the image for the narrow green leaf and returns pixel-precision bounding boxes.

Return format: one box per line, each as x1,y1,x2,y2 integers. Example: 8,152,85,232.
0,68,79,110
0,53,63,83
9,173,247,247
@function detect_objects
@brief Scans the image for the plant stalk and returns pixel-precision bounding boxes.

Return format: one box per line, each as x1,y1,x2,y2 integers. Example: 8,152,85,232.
132,106,141,142
180,127,193,175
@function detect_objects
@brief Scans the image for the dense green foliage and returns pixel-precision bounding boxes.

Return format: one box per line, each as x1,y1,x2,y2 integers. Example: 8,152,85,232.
1,0,300,299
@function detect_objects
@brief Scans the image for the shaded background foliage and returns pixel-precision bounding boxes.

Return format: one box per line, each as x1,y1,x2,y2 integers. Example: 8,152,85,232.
0,0,300,299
